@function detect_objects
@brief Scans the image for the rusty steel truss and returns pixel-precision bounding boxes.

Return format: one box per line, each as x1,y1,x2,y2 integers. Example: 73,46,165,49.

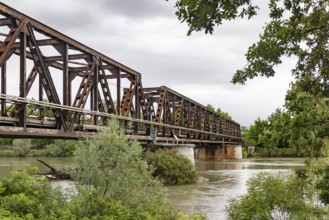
0,3,241,144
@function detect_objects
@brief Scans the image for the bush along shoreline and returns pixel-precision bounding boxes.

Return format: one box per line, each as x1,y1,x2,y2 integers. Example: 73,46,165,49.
0,138,77,157
0,137,200,185
0,120,206,219
143,149,198,185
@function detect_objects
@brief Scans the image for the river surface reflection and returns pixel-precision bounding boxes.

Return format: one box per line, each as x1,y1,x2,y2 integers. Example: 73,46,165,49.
0,157,305,219
0,157,73,179
167,158,305,219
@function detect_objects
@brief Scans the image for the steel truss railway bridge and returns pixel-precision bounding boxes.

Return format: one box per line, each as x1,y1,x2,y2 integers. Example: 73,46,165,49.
0,3,241,145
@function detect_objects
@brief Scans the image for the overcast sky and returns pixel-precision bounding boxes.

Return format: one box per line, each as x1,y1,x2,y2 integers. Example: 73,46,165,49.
1,0,295,126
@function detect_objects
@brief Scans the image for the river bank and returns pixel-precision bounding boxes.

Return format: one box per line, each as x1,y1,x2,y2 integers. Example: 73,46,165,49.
0,157,306,219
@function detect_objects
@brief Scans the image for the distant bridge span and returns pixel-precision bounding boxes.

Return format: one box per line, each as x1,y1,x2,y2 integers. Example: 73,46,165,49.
0,3,241,145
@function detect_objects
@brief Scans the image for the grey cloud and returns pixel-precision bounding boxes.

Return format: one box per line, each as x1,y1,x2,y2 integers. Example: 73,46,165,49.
2,0,101,31
99,0,175,19
133,53,235,87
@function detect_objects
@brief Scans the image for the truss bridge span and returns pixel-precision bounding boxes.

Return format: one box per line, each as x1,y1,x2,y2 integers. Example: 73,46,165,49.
0,3,242,145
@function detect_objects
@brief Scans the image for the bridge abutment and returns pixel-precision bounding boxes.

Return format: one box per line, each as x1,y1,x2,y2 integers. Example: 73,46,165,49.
196,145,243,160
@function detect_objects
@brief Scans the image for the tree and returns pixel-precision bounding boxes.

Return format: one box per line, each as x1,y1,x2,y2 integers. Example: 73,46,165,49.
175,0,329,88
31,139,54,148
206,104,232,119
46,140,77,157
226,159,329,219
11,139,31,157
206,103,215,112
216,107,232,120
286,88,329,157
243,118,268,147
72,120,170,216
0,138,13,146
174,0,258,35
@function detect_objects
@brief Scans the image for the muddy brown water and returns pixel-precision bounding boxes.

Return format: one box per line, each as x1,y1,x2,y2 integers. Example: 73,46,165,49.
0,157,305,219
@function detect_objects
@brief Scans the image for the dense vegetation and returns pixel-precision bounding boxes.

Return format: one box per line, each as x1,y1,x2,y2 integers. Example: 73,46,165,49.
243,78,329,157
144,150,198,185
227,159,329,219
206,104,232,120
0,138,77,157
72,120,168,214
0,170,136,220
0,120,205,219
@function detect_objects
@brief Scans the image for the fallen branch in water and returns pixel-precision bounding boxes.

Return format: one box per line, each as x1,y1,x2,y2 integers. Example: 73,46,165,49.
36,159,72,180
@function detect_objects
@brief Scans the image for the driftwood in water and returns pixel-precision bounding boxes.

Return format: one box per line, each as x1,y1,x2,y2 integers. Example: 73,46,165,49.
36,159,72,180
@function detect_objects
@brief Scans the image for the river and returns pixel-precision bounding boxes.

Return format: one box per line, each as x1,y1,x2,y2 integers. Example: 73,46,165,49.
0,157,305,219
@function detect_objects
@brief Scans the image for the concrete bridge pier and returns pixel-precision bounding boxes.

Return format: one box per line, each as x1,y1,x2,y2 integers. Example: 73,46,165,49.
196,144,243,160
144,144,195,166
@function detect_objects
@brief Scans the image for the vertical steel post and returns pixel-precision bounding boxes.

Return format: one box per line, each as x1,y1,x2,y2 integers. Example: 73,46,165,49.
19,27,26,127
93,63,99,125
135,79,140,119
63,43,69,106
187,102,191,137
39,75,44,120
162,90,167,136
116,69,121,115
90,89,94,111
1,62,6,116
134,78,140,133
172,94,176,124
62,43,69,123
68,73,72,107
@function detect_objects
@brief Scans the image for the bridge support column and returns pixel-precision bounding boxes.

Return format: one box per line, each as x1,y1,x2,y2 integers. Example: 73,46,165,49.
196,147,215,160
196,144,243,160
144,144,195,166
225,145,243,159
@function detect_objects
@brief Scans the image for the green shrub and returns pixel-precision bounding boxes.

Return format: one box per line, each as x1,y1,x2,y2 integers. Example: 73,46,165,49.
0,138,13,146
144,150,198,185
226,160,329,219
242,148,248,158
46,140,77,157
272,147,298,157
0,150,11,157
255,147,301,157
11,139,31,157
31,139,54,149
29,149,52,157
73,120,171,217
0,170,137,220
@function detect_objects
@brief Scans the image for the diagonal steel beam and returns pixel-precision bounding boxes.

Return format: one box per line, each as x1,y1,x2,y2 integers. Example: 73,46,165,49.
137,80,148,121
0,20,25,67
97,89,109,125
0,2,140,78
155,87,167,123
174,98,184,127
25,66,37,95
120,80,137,117
67,57,97,130
26,23,67,131
99,61,115,114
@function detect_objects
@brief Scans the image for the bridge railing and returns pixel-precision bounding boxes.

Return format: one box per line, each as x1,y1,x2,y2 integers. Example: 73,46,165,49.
0,94,242,143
